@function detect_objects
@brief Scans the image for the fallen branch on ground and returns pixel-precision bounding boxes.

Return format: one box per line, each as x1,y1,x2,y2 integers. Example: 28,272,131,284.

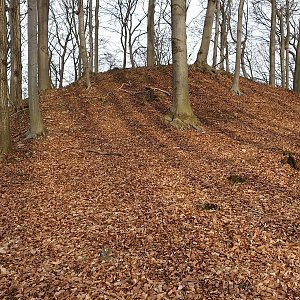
145,86,171,96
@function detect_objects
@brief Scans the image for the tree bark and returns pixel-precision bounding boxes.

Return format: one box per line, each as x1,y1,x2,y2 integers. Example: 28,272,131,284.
212,0,220,68
94,0,100,72
230,0,244,95
220,0,231,71
285,0,290,88
269,0,276,86
166,0,201,130
278,8,286,88
38,0,51,91
28,0,45,138
195,0,217,69
293,21,300,94
78,0,91,88
0,0,11,155
147,0,156,67
89,0,94,72
9,0,22,110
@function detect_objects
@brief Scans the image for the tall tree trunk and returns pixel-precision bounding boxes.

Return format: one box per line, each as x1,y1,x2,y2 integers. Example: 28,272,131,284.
166,0,201,130
94,0,100,72
128,28,135,68
122,25,128,69
38,0,51,91
278,8,286,88
220,0,231,71
0,0,11,155
28,0,45,138
241,40,248,78
212,0,220,68
9,0,22,110
269,0,276,86
285,0,290,89
147,0,156,67
293,22,300,94
89,0,94,72
194,0,217,69
231,0,244,95
240,0,249,78
78,0,91,88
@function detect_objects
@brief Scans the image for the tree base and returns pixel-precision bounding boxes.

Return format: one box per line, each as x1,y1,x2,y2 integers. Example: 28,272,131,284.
192,63,217,77
230,87,243,96
164,112,204,131
24,129,47,140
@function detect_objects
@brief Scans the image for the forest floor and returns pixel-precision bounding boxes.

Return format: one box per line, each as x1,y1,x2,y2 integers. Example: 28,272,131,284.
1,66,300,299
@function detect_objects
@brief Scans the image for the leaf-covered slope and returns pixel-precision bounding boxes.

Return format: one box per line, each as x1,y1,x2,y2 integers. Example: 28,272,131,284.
1,66,300,299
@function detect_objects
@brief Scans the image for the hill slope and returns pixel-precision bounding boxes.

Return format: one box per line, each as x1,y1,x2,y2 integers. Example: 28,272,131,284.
1,66,300,299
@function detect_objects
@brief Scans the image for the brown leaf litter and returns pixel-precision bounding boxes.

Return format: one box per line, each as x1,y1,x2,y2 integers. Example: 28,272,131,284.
1,66,299,299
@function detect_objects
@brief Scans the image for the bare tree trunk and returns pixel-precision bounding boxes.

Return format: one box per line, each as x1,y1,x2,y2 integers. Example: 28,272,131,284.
194,0,217,69
94,0,100,72
128,28,135,68
231,0,244,95
78,0,91,89
166,0,201,130
269,0,276,86
278,7,286,88
240,0,249,78
285,0,290,88
147,0,156,67
293,21,300,94
89,0,94,72
0,0,11,155
28,0,45,138
122,27,128,68
220,0,231,71
212,0,220,68
38,0,51,91
241,41,247,77
9,0,22,110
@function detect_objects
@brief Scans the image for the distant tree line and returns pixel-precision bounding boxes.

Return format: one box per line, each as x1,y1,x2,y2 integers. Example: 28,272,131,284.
1,0,300,156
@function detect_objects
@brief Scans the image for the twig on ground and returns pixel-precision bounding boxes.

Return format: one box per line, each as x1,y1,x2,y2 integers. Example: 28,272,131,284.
145,86,171,96
118,83,171,97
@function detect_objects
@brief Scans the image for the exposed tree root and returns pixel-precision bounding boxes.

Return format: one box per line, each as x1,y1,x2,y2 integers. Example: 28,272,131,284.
164,113,204,131
191,63,217,77
24,130,46,140
230,87,243,96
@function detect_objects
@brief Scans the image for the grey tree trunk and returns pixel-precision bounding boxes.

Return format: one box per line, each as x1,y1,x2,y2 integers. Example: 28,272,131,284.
147,0,156,67
194,0,217,69
94,0,100,72
285,0,290,88
231,0,244,95
220,0,231,71
78,0,91,88
89,0,94,72
9,0,22,110
166,0,201,130
293,22,300,94
38,0,51,91
212,0,220,68
28,0,45,138
269,0,276,86
0,0,11,155
278,8,286,88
